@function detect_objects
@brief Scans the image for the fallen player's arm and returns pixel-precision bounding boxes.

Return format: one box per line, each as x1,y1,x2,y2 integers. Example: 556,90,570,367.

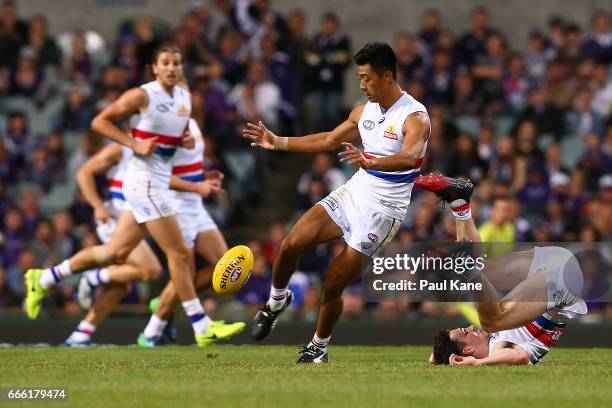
338,111,429,172
449,347,529,366
243,105,363,152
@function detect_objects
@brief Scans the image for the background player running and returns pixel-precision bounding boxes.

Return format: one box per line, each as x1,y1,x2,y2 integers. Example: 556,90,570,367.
137,118,245,346
414,174,587,365
243,42,429,363
24,44,223,347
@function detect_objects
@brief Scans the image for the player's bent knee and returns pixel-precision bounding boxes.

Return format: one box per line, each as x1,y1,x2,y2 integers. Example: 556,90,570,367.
278,234,306,257
141,264,163,282
321,280,347,302
166,246,191,266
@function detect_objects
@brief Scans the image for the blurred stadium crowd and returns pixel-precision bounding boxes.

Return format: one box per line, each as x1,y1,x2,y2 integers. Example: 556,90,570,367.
0,0,610,321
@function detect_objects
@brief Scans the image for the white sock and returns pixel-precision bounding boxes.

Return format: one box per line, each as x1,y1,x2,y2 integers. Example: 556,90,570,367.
143,314,168,338
309,333,330,350
267,286,288,312
182,298,211,335
71,320,96,342
84,268,110,286
451,200,472,220
40,260,72,289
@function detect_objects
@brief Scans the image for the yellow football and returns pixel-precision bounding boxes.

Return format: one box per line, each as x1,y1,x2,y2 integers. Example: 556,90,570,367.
212,245,254,295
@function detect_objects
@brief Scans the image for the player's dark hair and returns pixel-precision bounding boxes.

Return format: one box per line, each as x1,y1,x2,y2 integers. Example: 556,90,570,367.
432,329,463,365
353,42,397,80
152,43,182,64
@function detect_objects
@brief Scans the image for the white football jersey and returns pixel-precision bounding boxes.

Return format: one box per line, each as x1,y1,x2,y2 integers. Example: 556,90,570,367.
346,92,428,220
171,119,206,214
489,309,581,365
127,81,191,186
105,145,132,216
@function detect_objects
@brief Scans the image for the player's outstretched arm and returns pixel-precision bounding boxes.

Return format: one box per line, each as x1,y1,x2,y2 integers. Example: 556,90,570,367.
338,111,429,171
91,87,158,156
449,347,529,366
242,105,364,153
75,143,123,223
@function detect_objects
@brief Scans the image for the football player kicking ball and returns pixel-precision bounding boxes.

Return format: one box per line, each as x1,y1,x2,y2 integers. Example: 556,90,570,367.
243,42,429,363
414,174,587,366
137,118,245,346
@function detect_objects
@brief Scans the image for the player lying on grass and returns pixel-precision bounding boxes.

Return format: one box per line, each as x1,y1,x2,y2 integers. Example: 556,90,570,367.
414,174,587,366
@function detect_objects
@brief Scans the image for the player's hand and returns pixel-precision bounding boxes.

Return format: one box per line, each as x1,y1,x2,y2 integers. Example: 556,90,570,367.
204,169,224,182
132,137,158,155
195,179,223,198
243,121,275,150
181,130,195,150
449,354,479,366
94,206,114,223
338,142,374,169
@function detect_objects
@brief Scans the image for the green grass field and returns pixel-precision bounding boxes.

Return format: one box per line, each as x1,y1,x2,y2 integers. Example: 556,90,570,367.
1,346,611,407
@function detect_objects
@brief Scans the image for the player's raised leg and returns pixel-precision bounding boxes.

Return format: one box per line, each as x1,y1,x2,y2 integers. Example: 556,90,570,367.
252,204,343,340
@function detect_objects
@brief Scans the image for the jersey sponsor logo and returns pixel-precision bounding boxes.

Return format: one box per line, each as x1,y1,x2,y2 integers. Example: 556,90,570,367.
378,116,386,124
383,125,398,140
156,104,170,113
367,233,379,242
178,104,189,116
362,243,373,250
363,120,375,130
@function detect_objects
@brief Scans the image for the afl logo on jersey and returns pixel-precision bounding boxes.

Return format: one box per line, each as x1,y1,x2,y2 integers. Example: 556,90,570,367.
156,104,169,113
363,120,375,130
367,233,379,242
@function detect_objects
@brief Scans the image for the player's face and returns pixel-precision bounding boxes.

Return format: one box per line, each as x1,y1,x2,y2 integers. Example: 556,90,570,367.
356,64,388,103
153,52,183,88
449,325,490,356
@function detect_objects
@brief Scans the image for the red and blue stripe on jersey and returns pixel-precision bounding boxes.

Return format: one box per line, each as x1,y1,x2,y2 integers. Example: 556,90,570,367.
172,161,204,182
524,315,566,347
132,128,183,158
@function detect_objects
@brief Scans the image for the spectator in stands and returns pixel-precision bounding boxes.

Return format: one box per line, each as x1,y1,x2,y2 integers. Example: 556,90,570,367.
451,70,483,116
215,29,248,86
591,63,612,117
447,133,487,182
471,32,506,111
259,33,294,130
263,222,285,265
114,37,141,87
2,111,29,179
25,144,55,192
66,31,93,81
516,87,565,138
502,52,533,113
478,197,516,255
418,8,442,55
228,59,281,131
132,16,161,72
0,180,13,216
394,31,426,85
51,211,78,259
29,218,63,266
297,175,328,212
458,6,498,67
424,47,454,105
523,30,553,84
582,11,612,64
0,0,29,70
297,153,347,195
11,49,46,98
2,208,25,267
54,88,92,132
0,266,20,306
27,15,62,68
20,190,41,238
544,58,575,111
306,12,351,131
566,88,606,137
